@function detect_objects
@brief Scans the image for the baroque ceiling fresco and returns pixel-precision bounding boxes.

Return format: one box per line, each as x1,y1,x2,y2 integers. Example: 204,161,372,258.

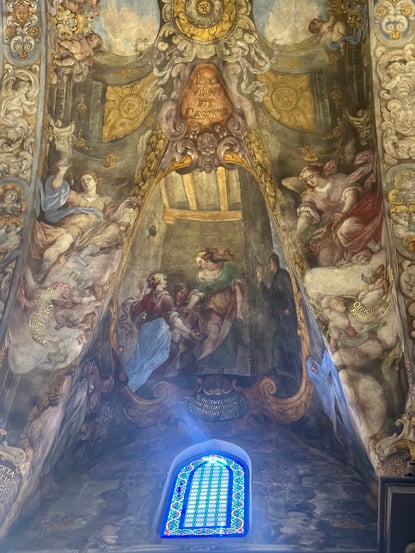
1,0,415,549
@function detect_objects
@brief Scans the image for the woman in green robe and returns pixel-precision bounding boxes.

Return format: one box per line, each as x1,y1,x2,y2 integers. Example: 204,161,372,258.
186,248,245,373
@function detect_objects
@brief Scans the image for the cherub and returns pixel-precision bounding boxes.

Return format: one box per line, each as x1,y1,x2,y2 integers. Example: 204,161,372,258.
55,32,102,64
62,0,100,15
320,295,358,352
53,282,101,331
309,14,347,54
52,31,102,83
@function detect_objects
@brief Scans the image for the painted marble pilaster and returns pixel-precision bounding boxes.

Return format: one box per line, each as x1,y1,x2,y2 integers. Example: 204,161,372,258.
0,0,47,539
0,0,45,346
370,0,415,472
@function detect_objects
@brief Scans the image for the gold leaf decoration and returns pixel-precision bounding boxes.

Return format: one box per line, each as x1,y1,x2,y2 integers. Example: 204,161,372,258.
102,74,155,142
173,0,238,44
259,71,316,132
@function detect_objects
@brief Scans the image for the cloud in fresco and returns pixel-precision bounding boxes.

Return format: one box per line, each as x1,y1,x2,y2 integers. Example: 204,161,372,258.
254,0,325,44
94,0,160,55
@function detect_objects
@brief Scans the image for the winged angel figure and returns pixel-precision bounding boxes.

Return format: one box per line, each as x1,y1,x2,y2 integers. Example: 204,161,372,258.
282,150,383,267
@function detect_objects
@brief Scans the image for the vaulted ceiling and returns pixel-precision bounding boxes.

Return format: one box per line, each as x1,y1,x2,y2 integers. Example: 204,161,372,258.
1,0,415,550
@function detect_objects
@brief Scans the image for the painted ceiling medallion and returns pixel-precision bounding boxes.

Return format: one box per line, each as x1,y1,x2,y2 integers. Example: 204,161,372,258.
173,0,237,42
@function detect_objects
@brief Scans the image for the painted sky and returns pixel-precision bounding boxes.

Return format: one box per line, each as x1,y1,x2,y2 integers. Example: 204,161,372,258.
253,0,327,44
92,0,330,53
93,0,160,55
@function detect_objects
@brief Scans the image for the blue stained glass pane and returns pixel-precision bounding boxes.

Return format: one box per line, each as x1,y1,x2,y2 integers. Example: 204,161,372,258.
161,452,248,538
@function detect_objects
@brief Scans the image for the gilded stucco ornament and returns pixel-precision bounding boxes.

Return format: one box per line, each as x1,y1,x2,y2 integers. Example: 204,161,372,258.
387,167,415,258
374,0,415,43
51,4,84,40
155,0,270,101
376,44,415,165
258,71,316,132
0,2,42,357
153,2,272,174
4,0,41,60
131,126,169,204
158,63,254,173
102,74,156,142
0,64,39,184
384,165,415,344
244,129,280,211
119,364,313,429
371,412,415,475
172,0,238,44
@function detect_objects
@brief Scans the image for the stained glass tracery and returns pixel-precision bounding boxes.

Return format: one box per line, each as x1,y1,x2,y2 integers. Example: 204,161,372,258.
161,452,248,538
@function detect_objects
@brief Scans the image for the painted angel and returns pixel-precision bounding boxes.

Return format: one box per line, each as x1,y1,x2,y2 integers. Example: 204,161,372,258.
282,150,382,267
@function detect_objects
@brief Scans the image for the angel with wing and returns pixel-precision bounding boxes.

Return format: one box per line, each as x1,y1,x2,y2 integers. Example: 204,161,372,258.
282,150,383,267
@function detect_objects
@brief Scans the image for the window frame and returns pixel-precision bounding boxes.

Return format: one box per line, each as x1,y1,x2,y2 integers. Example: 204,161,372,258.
158,440,251,539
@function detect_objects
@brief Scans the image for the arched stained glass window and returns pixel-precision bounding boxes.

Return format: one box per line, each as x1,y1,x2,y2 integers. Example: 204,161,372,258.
160,450,249,538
